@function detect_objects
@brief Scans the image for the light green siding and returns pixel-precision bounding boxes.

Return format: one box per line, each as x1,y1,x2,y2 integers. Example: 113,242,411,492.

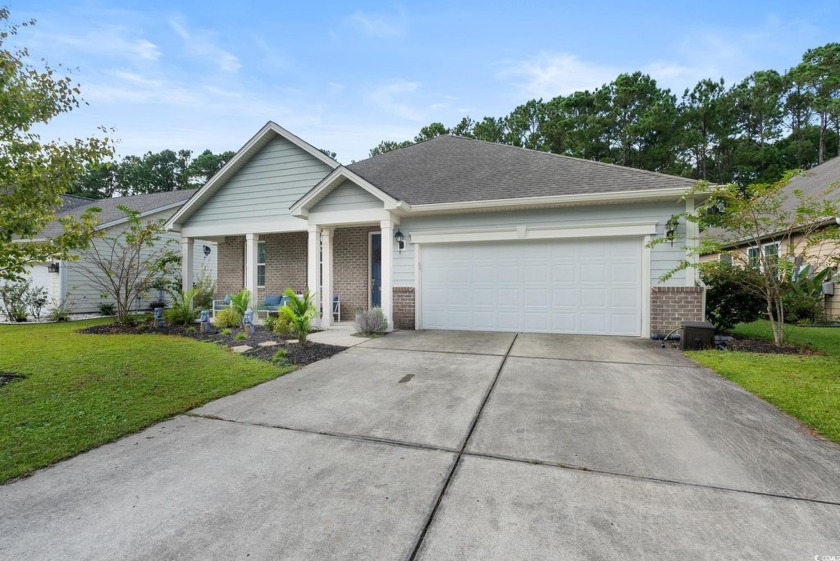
184,136,333,228
393,202,688,288
310,180,384,212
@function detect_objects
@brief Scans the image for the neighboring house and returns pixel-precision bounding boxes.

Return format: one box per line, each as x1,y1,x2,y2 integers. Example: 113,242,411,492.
24,191,218,314
167,122,705,337
702,156,840,320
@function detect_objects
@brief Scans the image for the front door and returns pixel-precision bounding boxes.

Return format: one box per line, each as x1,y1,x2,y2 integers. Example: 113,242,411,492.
370,233,381,308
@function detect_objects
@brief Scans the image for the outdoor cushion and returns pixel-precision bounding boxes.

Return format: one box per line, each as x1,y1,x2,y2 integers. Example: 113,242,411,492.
264,295,283,307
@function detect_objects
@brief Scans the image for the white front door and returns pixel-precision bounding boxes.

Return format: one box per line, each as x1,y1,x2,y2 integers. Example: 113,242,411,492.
420,238,642,336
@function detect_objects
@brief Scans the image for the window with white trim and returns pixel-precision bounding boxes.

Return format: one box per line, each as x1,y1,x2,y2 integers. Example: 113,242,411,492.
720,253,733,266
257,240,266,288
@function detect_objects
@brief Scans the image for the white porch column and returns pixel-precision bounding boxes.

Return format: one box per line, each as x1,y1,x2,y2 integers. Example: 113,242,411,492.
244,233,259,308
321,228,333,327
380,219,395,332
181,237,194,293
307,224,322,324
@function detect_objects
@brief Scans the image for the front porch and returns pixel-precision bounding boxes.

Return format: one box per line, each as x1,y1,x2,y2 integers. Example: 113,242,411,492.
181,222,406,330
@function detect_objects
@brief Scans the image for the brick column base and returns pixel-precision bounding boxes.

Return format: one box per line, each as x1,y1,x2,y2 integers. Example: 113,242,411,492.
393,287,415,330
650,286,704,337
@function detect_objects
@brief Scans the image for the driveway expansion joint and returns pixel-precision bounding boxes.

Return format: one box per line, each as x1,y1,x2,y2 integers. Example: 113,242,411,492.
358,345,509,358
507,354,701,368
407,333,519,561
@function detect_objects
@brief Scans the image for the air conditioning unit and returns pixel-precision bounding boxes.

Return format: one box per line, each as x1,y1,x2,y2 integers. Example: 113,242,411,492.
822,281,835,296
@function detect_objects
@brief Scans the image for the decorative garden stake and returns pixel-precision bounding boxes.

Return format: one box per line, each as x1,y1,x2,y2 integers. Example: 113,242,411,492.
199,310,210,334
243,309,254,336
153,307,163,328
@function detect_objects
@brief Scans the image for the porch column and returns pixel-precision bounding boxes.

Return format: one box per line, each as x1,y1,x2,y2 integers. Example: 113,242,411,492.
244,233,259,309
307,224,322,324
380,219,395,332
181,237,194,294
321,228,333,327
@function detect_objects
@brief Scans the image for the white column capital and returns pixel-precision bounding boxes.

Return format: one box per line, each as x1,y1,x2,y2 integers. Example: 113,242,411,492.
308,224,321,234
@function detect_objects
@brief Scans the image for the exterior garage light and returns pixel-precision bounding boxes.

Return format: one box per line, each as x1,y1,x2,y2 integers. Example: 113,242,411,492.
394,229,405,253
47,262,60,273
665,216,679,246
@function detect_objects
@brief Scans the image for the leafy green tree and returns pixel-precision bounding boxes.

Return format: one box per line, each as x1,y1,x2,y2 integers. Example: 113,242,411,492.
660,173,840,346
504,99,548,150
369,139,413,157
414,122,448,142
74,206,178,323
790,43,840,164
0,9,113,282
187,149,235,183
451,116,476,137
471,116,507,143
678,78,731,181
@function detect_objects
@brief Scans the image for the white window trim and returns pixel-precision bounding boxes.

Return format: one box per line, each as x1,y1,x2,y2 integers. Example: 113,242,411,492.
257,239,266,288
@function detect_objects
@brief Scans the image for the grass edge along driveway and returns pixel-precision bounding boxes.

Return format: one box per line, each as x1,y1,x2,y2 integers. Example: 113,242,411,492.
688,320,840,444
0,319,294,484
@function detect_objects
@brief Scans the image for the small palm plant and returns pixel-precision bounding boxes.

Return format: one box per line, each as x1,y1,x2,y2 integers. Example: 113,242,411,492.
279,288,317,344
229,288,252,317
165,288,200,325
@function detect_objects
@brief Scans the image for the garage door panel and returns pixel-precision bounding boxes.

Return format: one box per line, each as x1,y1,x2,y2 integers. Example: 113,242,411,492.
421,238,641,336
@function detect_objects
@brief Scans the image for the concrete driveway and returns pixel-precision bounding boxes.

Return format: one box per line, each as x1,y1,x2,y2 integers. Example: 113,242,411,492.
2,331,840,559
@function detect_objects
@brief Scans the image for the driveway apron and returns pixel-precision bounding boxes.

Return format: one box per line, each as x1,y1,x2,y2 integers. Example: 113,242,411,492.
1,330,839,559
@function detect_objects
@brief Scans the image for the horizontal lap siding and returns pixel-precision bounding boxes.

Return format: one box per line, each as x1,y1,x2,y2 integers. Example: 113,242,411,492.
394,202,687,288
184,137,333,228
311,181,384,212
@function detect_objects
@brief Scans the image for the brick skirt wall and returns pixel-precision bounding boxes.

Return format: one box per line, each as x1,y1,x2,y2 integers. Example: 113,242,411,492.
393,287,415,330
650,286,704,336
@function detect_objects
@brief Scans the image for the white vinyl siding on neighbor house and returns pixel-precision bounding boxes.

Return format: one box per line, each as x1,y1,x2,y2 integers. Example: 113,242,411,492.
182,136,333,233
421,238,642,335
309,180,384,213
394,201,688,288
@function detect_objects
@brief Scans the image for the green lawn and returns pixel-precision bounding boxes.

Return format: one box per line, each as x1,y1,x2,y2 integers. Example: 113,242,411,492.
0,319,293,483
688,320,840,443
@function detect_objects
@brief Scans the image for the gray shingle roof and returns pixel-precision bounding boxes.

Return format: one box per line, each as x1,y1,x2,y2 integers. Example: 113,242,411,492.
346,135,696,205
37,189,197,239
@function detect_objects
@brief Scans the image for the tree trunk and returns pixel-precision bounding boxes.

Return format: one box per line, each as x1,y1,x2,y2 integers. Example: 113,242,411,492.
819,112,827,165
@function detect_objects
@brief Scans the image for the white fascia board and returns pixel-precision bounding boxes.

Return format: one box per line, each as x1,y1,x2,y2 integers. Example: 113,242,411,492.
180,219,308,239
290,167,404,218
405,188,693,215
165,121,339,231
410,221,659,244
308,208,394,227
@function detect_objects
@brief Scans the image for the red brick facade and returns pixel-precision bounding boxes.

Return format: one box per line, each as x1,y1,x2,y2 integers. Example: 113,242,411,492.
650,286,704,336
258,232,308,301
333,226,379,321
216,236,244,297
393,287,415,330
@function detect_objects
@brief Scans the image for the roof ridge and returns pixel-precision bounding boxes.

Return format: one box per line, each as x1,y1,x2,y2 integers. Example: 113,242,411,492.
445,135,697,185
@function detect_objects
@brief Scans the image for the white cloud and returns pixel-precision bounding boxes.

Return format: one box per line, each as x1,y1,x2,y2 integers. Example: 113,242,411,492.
33,26,161,64
169,19,241,74
348,9,406,38
498,53,618,99
367,80,423,121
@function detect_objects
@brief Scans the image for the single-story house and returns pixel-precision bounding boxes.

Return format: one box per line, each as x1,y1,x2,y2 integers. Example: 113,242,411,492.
702,156,840,320
167,122,704,337
24,191,217,314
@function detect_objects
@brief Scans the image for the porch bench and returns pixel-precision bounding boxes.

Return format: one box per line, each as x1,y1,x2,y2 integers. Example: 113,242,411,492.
211,295,232,317
256,294,287,318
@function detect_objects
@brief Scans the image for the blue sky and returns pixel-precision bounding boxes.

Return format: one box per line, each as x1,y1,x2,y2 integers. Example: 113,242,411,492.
17,1,840,163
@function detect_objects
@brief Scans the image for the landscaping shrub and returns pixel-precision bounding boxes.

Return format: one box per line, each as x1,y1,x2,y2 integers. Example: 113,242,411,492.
0,281,29,322
215,307,243,329
25,286,48,320
278,289,316,344
97,302,115,316
700,262,765,332
783,265,832,324
234,332,247,341
354,307,389,335
271,348,289,366
46,297,73,322
263,315,278,332
273,313,296,338
165,288,200,326
192,271,216,310
230,288,251,317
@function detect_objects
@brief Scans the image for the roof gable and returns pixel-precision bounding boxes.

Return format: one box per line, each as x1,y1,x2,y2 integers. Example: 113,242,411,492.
166,121,339,230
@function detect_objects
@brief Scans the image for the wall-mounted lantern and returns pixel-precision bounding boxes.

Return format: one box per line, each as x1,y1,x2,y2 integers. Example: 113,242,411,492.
665,216,679,246
394,229,405,253
47,262,60,274
203,245,211,257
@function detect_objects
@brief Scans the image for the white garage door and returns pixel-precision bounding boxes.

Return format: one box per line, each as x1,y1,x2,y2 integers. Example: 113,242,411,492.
420,238,642,336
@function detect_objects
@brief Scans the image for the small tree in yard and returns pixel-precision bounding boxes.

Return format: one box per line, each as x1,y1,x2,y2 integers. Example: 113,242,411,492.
659,171,840,346
74,206,178,323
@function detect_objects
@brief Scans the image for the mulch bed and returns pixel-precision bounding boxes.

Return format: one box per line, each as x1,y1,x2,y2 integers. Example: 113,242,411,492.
78,322,345,366
721,338,821,355
0,372,25,387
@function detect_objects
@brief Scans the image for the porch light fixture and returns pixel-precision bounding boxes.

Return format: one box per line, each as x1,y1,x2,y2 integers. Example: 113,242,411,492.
203,244,211,257
665,215,679,246
47,262,60,273
394,229,405,253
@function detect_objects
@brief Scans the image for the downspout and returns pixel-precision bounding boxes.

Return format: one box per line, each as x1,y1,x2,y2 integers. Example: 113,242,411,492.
59,259,67,307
